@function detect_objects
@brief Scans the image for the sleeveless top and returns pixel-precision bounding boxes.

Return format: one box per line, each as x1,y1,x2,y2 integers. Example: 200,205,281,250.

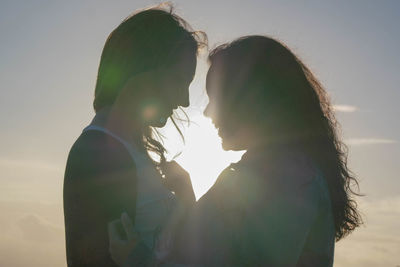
83,124,177,250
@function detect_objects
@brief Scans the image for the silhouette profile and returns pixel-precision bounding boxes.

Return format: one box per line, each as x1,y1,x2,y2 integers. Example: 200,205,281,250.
173,36,362,266
63,5,205,266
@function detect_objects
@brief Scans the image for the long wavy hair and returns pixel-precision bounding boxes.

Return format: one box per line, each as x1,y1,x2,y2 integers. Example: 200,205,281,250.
93,4,206,162
208,35,362,240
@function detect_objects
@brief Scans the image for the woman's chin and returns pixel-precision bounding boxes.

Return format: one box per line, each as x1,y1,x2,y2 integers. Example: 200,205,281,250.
151,120,167,128
221,142,231,151
220,131,233,151
221,139,236,151
221,137,247,151
146,115,169,128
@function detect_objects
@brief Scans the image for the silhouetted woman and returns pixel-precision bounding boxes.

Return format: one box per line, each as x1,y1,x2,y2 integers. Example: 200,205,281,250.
110,35,362,266
63,6,205,266
177,35,362,266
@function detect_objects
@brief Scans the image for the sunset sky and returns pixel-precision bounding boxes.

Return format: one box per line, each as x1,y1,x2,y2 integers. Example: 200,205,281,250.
0,1,399,266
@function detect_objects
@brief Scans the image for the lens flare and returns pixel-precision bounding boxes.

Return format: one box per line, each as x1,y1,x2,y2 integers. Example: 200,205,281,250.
141,104,159,121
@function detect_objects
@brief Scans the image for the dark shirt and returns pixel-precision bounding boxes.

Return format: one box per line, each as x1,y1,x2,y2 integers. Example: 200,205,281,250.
173,148,335,267
63,130,139,266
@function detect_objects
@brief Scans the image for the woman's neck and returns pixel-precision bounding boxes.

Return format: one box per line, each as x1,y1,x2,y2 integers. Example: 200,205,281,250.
94,106,144,146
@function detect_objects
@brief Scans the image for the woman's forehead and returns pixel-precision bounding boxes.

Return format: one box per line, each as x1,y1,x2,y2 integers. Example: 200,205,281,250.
206,62,225,94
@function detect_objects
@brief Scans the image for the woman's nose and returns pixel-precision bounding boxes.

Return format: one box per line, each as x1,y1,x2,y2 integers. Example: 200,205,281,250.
179,88,190,108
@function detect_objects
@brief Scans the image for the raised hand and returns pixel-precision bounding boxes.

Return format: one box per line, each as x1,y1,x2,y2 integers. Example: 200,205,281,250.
159,161,196,205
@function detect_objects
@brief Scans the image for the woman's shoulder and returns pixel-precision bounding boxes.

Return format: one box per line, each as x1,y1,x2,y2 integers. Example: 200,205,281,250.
275,149,318,183
211,148,316,189
233,148,322,196
71,130,124,153
65,130,135,180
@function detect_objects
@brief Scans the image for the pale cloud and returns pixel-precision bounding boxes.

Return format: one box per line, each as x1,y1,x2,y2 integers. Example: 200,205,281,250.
0,202,65,267
334,196,400,267
346,138,398,146
0,158,61,172
333,105,358,112
17,214,63,243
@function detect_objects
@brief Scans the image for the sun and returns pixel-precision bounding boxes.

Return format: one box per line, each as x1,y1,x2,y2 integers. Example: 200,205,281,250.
160,112,244,199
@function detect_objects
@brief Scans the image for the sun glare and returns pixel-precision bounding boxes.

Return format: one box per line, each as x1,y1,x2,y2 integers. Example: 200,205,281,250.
160,112,244,199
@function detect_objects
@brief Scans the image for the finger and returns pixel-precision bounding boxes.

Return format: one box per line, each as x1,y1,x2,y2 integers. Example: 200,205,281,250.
158,159,168,169
121,212,137,241
166,160,179,169
162,161,184,175
108,219,122,242
160,160,177,168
